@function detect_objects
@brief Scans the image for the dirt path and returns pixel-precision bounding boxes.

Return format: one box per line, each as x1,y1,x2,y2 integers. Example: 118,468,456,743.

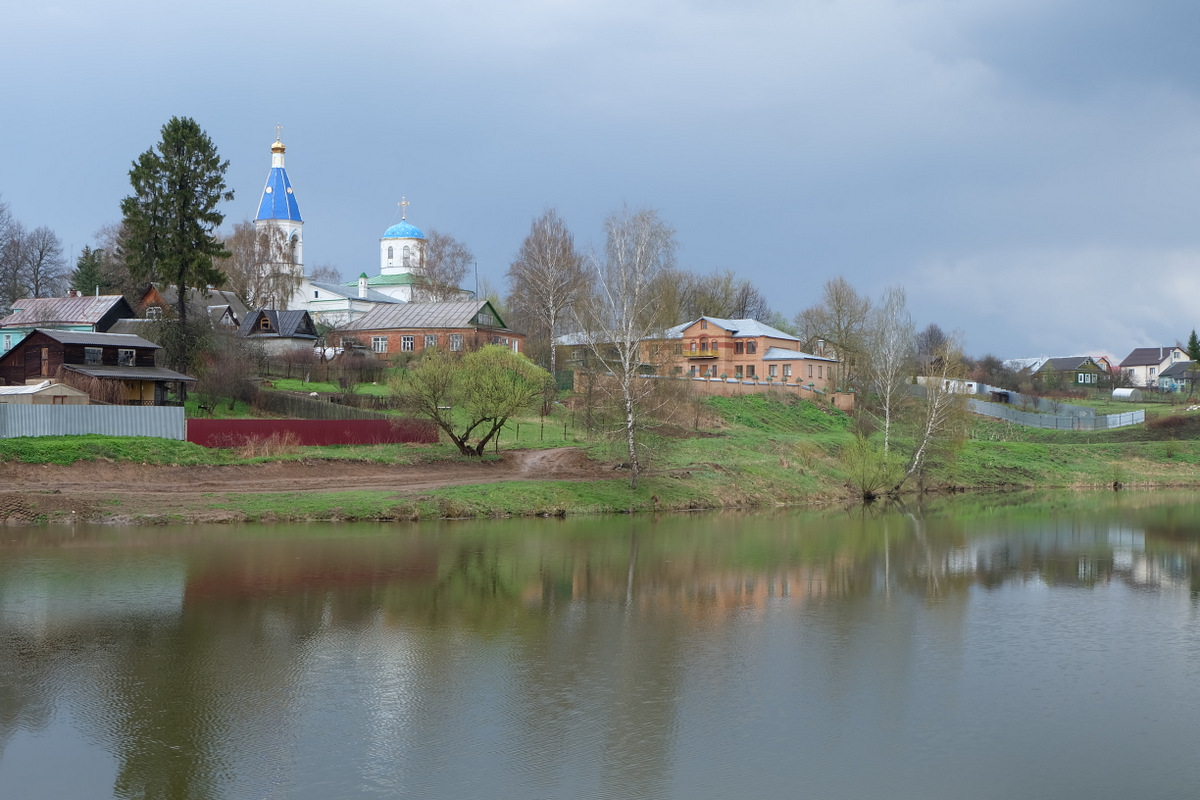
0,448,612,525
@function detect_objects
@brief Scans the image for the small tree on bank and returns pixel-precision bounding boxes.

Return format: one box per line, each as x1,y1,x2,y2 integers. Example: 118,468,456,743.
390,345,553,456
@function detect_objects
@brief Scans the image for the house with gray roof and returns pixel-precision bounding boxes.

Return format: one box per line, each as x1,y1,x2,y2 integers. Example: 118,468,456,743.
1118,346,1187,388
0,293,134,356
338,300,523,357
238,309,319,356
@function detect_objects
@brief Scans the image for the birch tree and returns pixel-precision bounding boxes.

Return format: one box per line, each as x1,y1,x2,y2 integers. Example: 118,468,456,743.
576,207,677,490
867,285,915,455
893,333,967,493
505,209,586,374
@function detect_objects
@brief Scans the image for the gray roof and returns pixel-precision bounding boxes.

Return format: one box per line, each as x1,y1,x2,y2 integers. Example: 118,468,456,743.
1159,360,1198,379
63,364,194,382
32,329,161,349
151,284,250,321
343,300,509,332
0,295,129,328
761,346,838,362
238,309,318,339
664,317,799,342
310,281,401,305
1120,346,1183,368
1039,356,1101,372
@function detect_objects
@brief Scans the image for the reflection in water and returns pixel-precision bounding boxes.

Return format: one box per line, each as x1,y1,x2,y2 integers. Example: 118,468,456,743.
2,493,1200,798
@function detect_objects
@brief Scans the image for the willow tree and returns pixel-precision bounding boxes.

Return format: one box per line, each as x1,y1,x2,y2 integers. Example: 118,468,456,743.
120,117,233,369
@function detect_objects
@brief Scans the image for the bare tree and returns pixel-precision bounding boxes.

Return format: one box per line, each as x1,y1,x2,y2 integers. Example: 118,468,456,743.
307,263,341,283
575,207,677,490
0,219,26,307
657,268,771,323
506,209,586,374
793,276,872,391
915,323,948,375
867,285,915,455
21,226,68,298
893,333,968,493
217,220,301,309
417,229,472,301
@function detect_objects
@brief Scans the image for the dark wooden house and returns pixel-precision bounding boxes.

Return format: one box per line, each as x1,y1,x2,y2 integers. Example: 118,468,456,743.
0,329,194,405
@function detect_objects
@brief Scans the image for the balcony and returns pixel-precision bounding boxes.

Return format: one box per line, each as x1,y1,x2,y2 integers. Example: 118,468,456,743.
686,349,720,359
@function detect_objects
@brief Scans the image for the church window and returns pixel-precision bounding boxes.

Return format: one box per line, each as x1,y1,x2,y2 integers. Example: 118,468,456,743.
450,334,463,352
372,336,388,354
425,334,438,349
701,319,707,330
290,234,299,264
387,246,394,261
314,290,319,298
403,246,412,267
402,336,414,352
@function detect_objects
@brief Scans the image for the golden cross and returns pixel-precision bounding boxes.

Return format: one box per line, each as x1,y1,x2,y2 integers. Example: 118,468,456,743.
275,123,283,142
399,197,410,220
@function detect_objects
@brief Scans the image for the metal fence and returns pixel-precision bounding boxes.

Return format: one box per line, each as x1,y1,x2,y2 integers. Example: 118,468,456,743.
967,399,1145,430
0,405,186,439
251,391,393,421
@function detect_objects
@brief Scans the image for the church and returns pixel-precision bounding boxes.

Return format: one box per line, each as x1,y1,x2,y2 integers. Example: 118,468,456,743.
252,133,522,353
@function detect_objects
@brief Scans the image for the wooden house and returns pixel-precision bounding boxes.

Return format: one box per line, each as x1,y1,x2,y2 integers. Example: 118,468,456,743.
1034,356,1108,389
0,329,194,405
0,293,134,356
238,309,319,356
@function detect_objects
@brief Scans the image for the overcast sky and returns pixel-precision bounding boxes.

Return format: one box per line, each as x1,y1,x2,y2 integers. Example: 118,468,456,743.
3,0,1199,358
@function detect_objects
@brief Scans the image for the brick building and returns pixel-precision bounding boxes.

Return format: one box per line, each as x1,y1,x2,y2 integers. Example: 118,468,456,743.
338,300,523,358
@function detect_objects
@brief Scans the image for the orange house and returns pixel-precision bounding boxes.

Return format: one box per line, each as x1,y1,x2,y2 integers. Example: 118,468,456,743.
666,317,838,390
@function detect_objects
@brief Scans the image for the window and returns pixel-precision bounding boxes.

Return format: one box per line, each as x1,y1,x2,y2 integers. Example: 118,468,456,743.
689,366,697,376
808,364,813,378
673,344,682,355
746,341,757,354
735,342,744,354
701,319,707,330
1077,372,1084,384
314,290,320,298
769,365,777,378
425,334,438,349
85,347,102,365
746,365,756,378
700,339,707,351
402,246,412,266
118,349,135,367
512,339,519,353
450,334,463,352
146,306,162,320
259,317,272,331
735,366,743,378
372,336,388,354
711,341,718,351
401,335,414,352
387,246,394,260
690,342,697,352
478,312,495,326
672,366,683,375
2,334,10,351
818,365,823,379
52,395,66,405
783,364,792,378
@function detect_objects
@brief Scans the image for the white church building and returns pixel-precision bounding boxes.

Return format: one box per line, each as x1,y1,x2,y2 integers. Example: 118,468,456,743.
254,134,460,327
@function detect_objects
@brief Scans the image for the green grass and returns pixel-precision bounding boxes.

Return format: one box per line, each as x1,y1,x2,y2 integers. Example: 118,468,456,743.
267,378,392,396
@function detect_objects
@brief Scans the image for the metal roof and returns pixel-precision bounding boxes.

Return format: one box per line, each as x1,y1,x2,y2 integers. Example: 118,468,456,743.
239,309,318,339
664,317,800,341
63,364,194,382
255,167,303,222
343,300,507,332
309,281,401,304
0,295,128,328
761,346,838,363
33,329,161,349
1120,346,1183,368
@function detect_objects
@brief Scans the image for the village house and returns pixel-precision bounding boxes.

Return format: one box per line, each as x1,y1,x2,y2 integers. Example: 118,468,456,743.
0,329,194,405
237,309,319,356
1034,356,1108,389
0,293,134,356
0,380,91,405
1119,346,1187,388
1157,360,1199,394
337,299,523,358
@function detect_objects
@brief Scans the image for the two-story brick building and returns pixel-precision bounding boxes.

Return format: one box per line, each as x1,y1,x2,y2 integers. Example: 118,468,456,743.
664,317,839,388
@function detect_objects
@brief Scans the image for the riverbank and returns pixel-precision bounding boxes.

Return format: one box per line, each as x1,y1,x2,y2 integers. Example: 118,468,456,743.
2,395,1198,525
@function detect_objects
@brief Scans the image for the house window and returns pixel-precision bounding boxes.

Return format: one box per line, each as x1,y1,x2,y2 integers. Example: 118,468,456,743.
746,365,756,378
450,334,463,352
783,364,792,378
1077,372,1084,384
118,349,135,367
672,366,683,375
735,366,743,378
425,334,438,349
769,365,777,378
735,341,744,354
1,334,9,352
146,306,162,320
700,339,707,351
512,339,519,353
746,341,757,354
808,364,813,378
372,336,388,354
52,395,66,405
673,344,682,355
689,366,696,376
401,335,414,352
85,347,102,365
818,365,823,379
478,312,495,326
690,342,697,352
259,317,272,331
701,319,707,330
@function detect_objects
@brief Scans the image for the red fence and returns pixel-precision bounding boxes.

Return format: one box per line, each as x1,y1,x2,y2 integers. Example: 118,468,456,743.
186,418,438,447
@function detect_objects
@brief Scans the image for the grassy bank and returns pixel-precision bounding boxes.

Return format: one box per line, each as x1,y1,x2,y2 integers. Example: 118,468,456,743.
4,394,1200,524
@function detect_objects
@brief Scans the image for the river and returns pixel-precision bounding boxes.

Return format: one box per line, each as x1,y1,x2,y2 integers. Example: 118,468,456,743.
2,491,1199,799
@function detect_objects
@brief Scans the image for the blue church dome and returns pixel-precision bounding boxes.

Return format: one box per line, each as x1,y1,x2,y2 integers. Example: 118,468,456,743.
383,221,426,239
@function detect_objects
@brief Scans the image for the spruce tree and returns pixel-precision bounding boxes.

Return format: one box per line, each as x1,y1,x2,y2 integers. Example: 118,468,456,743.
120,117,233,369
70,246,106,295
1187,329,1200,364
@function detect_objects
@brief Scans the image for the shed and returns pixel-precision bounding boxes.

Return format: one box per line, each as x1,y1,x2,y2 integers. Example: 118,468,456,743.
0,380,91,405
1113,388,1143,402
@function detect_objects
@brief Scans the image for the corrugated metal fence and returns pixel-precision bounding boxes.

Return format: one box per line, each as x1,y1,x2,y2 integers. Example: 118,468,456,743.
967,399,1144,430
0,405,186,440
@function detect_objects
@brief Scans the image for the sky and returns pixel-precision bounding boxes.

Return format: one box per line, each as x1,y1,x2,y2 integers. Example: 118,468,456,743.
2,0,1199,359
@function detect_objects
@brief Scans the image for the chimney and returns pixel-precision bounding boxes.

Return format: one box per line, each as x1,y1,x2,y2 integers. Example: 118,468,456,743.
817,338,825,356
358,273,368,299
